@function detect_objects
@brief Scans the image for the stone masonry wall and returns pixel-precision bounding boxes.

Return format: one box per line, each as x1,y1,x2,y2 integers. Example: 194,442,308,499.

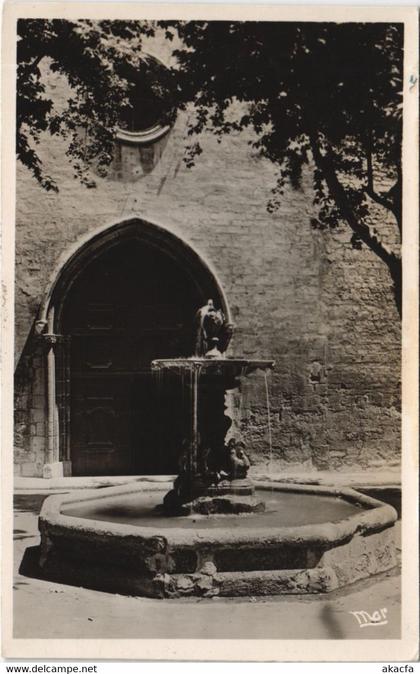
14,45,401,476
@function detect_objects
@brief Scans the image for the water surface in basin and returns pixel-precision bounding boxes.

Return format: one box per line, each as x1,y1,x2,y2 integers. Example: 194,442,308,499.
62,489,364,529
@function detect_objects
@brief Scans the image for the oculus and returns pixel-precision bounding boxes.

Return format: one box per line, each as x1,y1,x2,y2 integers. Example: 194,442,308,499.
116,54,175,145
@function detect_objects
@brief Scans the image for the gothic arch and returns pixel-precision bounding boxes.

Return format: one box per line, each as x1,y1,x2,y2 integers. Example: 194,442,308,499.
36,217,230,476
37,217,230,331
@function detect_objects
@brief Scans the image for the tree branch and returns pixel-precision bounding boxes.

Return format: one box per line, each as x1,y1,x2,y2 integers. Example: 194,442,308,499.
20,54,45,77
385,165,402,236
366,182,395,215
365,128,402,233
310,133,401,316
311,136,396,261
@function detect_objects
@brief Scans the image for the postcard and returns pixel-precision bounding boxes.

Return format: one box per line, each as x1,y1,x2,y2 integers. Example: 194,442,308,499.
2,2,418,662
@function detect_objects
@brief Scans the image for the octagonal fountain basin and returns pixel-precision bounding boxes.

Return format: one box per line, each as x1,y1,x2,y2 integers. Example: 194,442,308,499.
38,482,398,599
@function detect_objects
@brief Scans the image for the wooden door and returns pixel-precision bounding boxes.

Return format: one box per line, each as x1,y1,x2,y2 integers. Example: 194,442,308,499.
61,240,203,476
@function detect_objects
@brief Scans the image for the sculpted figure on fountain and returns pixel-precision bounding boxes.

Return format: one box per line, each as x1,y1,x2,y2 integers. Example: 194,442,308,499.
194,299,234,358
226,438,251,480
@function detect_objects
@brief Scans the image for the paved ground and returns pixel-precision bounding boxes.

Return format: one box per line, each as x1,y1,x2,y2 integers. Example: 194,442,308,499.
13,491,401,640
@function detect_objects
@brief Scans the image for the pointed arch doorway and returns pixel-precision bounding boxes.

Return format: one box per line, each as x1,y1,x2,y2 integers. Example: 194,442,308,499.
41,219,228,477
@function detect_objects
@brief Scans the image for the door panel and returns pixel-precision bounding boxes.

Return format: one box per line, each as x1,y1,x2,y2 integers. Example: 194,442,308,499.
71,378,131,476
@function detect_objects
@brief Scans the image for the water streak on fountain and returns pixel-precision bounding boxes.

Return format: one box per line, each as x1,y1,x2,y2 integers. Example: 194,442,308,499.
264,371,273,477
237,368,245,440
189,363,201,513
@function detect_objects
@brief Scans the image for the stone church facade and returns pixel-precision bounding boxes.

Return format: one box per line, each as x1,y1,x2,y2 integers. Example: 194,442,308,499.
14,38,401,479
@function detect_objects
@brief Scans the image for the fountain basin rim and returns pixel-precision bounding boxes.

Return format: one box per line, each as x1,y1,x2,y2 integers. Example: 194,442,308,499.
40,481,397,549
151,357,275,372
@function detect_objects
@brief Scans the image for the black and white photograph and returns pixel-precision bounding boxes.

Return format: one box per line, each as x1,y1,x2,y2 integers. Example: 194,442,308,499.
2,2,418,662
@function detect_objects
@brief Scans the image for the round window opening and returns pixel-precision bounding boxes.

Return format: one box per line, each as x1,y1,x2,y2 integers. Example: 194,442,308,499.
116,55,175,145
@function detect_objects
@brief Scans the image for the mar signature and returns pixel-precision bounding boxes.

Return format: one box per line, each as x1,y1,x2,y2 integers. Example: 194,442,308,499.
350,607,388,627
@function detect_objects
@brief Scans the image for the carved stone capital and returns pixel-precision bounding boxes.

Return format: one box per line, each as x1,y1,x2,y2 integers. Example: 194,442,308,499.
34,319,48,336
41,333,66,346
44,333,59,345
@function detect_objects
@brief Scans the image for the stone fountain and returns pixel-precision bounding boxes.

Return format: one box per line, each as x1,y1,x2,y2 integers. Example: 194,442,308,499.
152,299,274,516
38,300,398,599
